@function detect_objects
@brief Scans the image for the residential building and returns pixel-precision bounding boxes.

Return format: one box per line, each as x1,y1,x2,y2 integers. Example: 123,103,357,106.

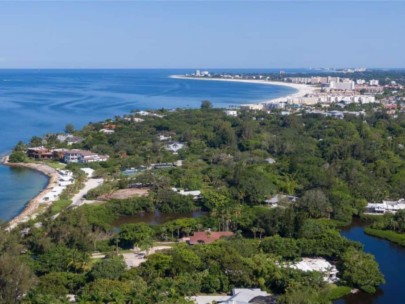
329,80,355,91
290,258,339,283
265,194,297,208
165,142,184,153
240,104,264,111
63,149,109,164
99,129,115,134
224,110,238,117
370,79,379,86
171,187,201,199
27,146,53,159
159,134,172,141
366,199,405,214
191,288,275,304
265,102,286,110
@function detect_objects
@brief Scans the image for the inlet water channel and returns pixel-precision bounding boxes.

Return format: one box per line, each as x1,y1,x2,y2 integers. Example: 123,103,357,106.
335,220,405,304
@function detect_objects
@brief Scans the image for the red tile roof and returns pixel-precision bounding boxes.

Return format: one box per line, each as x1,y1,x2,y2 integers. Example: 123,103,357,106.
188,231,234,245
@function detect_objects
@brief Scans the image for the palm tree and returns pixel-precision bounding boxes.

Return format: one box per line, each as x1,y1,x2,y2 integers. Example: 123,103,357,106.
257,228,265,239
251,227,259,239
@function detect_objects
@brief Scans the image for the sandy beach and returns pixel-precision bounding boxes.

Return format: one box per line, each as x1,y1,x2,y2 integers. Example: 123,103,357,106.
170,75,317,104
1,156,59,229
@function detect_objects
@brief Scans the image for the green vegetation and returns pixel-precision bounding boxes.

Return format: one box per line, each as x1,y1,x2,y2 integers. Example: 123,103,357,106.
50,199,72,214
365,227,405,247
9,141,29,163
341,247,384,293
365,210,405,246
326,285,352,301
6,105,405,303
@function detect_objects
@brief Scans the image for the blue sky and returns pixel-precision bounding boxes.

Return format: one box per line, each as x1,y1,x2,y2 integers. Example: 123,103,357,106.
0,1,404,68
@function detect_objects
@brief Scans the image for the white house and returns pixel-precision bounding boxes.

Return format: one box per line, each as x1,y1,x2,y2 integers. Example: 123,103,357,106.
265,194,297,208
165,142,184,153
63,150,109,164
171,187,201,199
224,110,238,117
99,129,115,134
290,258,339,283
191,288,274,304
159,134,172,141
367,199,405,214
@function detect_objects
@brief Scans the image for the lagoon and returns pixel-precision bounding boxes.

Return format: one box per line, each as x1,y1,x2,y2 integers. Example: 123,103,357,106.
335,220,405,304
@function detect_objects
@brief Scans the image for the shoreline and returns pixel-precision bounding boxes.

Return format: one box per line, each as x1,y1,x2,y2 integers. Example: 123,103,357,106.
1,156,59,228
1,76,314,228
170,75,317,104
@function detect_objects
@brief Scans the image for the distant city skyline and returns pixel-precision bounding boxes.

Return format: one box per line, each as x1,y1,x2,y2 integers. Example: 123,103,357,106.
0,1,404,68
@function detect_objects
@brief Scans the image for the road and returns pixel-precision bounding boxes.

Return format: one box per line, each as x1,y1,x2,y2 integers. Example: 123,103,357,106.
71,178,104,206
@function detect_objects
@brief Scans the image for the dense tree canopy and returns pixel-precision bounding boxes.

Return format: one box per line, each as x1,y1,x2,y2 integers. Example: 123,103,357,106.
7,105,403,302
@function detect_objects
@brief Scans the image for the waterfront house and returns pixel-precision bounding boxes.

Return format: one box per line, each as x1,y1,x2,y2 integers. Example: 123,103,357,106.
366,199,405,214
27,146,54,159
63,149,109,164
289,258,339,283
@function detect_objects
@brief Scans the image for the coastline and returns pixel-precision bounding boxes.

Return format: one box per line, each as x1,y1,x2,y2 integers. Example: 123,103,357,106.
1,75,314,228
170,75,317,104
1,156,59,229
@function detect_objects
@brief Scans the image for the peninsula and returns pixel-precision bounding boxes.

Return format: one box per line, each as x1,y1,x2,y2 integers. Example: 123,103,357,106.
5,102,400,303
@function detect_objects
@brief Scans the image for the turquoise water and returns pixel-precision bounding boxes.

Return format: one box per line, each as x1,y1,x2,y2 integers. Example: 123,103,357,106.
0,69,296,221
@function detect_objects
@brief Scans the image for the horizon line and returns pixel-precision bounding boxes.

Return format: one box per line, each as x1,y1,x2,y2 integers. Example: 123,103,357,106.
1,67,405,70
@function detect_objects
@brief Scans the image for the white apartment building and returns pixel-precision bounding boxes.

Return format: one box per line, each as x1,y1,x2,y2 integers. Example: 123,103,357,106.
329,80,355,91
286,94,376,105
265,102,286,110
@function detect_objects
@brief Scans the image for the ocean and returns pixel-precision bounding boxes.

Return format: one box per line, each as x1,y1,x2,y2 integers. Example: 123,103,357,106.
0,69,297,222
